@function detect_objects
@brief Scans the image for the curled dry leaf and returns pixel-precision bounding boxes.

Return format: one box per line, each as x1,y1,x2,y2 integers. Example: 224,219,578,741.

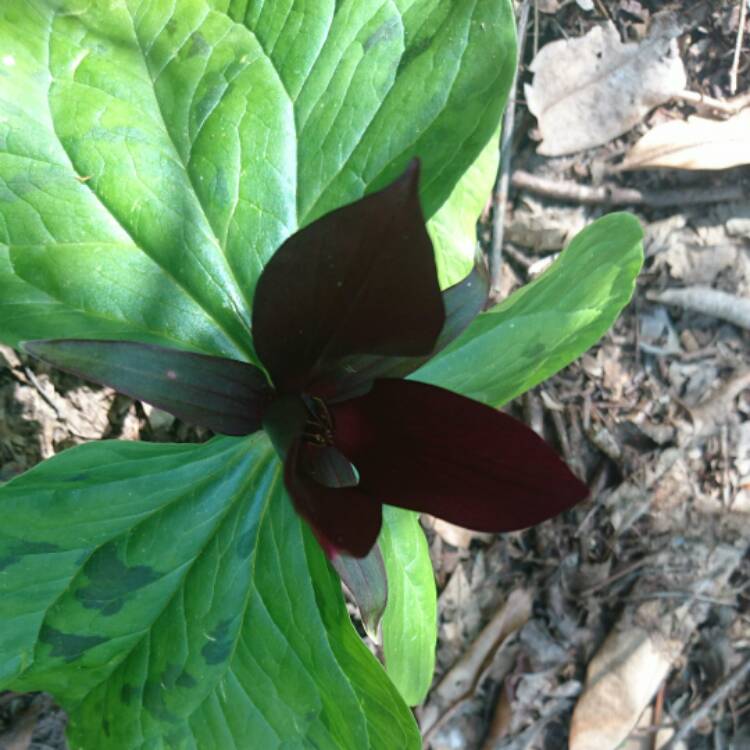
621,109,750,171
570,544,742,750
569,614,681,750
525,15,686,155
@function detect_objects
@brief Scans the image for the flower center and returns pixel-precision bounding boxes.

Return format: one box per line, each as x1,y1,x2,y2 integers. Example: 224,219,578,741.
301,395,334,447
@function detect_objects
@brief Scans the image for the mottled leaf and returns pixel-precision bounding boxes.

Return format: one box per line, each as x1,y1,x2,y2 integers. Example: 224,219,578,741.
0,436,419,749
416,213,644,406
0,0,516,358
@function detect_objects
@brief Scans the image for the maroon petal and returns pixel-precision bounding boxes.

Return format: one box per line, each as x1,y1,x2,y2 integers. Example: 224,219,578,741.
327,261,490,401
284,438,383,558
22,339,270,436
252,160,444,394
331,379,588,532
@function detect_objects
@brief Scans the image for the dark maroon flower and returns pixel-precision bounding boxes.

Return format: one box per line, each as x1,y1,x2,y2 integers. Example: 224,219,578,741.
23,161,587,558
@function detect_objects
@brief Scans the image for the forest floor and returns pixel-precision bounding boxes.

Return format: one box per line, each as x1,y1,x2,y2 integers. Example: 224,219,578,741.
1,1,749,749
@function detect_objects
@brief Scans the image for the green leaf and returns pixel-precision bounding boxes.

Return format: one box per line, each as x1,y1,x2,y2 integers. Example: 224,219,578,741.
0,0,516,355
415,212,644,406
0,435,419,749
379,507,437,707
429,126,503,288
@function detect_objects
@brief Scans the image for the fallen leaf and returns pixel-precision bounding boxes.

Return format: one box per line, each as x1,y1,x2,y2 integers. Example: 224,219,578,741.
525,15,686,155
505,200,587,253
621,109,750,170
568,611,684,750
570,544,743,750
621,706,680,750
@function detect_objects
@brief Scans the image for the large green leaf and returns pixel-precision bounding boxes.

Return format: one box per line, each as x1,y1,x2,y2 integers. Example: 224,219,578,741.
429,126,502,288
0,435,419,749
415,212,644,406
0,0,515,354
379,507,437,707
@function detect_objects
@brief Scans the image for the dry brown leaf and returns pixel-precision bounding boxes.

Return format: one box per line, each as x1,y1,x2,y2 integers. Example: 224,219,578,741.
525,15,686,155
505,200,587,252
569,620,681,750
570,544,742,750
621,109,750,170
621,706,681,750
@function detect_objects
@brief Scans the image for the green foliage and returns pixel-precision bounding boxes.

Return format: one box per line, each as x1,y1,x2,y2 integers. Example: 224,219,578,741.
0,2,647,749
0,435,419,749
0,1,519,747
0,0,516,356
379,507,437,706
416,213,644,406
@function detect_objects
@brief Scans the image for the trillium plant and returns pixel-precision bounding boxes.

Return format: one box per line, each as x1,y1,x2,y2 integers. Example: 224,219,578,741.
0,2,643,748
25,161,588,561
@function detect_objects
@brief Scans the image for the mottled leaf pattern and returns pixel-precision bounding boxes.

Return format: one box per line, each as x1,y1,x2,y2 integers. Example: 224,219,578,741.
416,213,644,405
0,436,419,749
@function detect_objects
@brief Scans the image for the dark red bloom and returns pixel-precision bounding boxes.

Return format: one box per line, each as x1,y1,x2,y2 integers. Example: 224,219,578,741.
24,161,587,558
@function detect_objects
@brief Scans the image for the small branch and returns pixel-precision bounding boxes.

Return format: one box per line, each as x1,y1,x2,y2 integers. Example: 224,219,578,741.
647,287,750,331
489,0,531,304
23,365,61,420
730,0,748,95
676,88,750,115
661,653,750,750
511,170,748,207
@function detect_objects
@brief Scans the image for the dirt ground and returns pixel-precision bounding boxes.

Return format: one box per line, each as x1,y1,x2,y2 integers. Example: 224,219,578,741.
1,1,749,748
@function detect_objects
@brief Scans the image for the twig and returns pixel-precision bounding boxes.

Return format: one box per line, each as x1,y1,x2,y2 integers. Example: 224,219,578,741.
651,681,667,750
579,556,653,596
647,287,750,331
730,0,748,95
661,653,750,750
512,170,748,207
676,88,750,115
490,0,531,304
503,242,534,270
23,365,61,419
